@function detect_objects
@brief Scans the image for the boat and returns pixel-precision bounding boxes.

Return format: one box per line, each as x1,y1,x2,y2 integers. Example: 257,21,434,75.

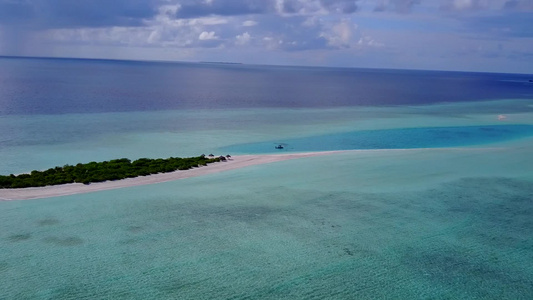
275,144,284,149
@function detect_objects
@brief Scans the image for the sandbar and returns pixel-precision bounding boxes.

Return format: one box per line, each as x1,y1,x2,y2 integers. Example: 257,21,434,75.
0,151,345,201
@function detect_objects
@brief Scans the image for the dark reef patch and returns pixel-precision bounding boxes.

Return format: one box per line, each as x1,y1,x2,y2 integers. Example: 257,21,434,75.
43,236,84,246
38,218,60,226
126,226,144,233
0,261,9,272
7,233,32,242
119,238,139,245
189,204,281,224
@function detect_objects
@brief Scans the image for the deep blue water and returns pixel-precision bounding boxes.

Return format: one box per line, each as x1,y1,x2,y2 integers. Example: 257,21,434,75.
0,56,532,115
221,125,533,153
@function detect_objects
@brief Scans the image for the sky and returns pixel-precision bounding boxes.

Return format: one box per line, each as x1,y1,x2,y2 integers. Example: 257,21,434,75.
0,0,531,73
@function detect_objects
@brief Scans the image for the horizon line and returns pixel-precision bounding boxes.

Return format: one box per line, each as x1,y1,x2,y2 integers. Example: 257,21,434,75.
1,54,530,76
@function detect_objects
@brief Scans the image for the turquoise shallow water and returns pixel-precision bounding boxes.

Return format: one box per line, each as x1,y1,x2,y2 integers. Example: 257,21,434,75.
1,99,533,299
220,125,533,154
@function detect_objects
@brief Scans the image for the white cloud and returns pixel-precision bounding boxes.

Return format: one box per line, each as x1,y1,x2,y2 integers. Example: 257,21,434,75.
357,36,384,48
439,0,530,11
374,0,421,13
242,20,258,26
320,20,356,48
158,4,180,16
302,16,320,27
236,32,251,45
262,36,282,50
199,31,218,40
147,30,161,44
448,0,485,10
453,0,475,10
188,17,229,26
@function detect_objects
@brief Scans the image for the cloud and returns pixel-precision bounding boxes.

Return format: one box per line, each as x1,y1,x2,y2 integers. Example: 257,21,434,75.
198,31,218,40
242,20,258,26
278,0,361,14
460,11,533,38
440,0,533,11
320,19,356,48
0,0,159,28
317,18,382,49
0,0,160,55
374,0,421,13
319,0,359,14
175,0,275,18
440,0,488,11
503,0,533,10
173,0,363,18
236,32,251,45
278,0,308,14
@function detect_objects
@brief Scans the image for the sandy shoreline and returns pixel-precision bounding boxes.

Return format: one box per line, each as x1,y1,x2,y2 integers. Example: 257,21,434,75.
0,151,345,201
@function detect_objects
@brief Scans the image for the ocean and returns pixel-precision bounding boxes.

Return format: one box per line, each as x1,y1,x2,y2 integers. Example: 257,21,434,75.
0,56,532,299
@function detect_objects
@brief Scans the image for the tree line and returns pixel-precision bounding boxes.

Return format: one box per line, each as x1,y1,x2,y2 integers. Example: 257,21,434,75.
0,155,223,189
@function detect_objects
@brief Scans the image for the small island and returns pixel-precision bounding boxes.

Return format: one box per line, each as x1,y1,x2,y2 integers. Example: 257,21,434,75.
0,155,224,189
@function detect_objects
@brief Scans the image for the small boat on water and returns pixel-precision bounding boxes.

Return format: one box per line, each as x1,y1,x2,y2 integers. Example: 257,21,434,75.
275,144,284,149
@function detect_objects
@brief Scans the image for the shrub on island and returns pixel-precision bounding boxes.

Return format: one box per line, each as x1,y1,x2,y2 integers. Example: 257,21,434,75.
0,155,221,189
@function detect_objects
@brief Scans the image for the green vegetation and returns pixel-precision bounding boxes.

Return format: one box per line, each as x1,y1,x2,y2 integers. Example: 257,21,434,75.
0,155,223,189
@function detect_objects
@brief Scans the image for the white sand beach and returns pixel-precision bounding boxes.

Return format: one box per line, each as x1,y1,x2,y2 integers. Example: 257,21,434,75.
0,151,345,201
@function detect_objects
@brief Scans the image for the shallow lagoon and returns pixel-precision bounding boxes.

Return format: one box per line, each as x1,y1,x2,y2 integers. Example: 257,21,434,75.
1,99,533,299
221,124,533,153
1,99,533,174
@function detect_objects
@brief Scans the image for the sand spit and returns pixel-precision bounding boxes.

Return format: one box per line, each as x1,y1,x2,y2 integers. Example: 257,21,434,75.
0,151,345,201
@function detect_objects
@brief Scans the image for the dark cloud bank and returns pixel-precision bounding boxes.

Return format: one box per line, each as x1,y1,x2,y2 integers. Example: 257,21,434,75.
0,0,159,28
1,0,531,29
